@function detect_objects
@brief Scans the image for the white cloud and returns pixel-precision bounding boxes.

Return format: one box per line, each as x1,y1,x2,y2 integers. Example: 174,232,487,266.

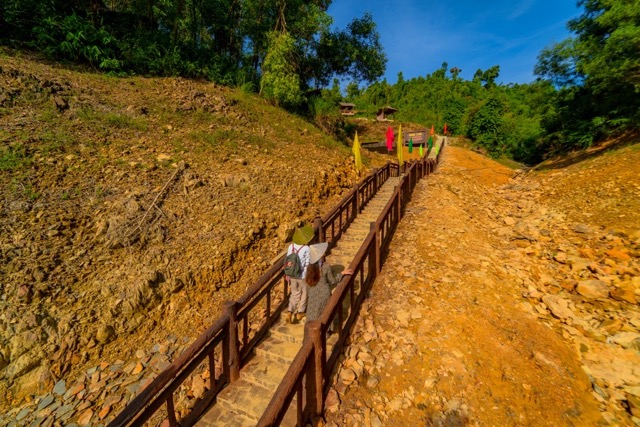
509,0,536,20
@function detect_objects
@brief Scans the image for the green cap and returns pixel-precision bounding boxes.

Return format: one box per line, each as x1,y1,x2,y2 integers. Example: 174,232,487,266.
292,225,314,245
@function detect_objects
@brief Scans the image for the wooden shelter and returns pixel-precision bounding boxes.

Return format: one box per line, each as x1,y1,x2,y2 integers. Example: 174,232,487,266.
339,102,356,116
376,106,398,121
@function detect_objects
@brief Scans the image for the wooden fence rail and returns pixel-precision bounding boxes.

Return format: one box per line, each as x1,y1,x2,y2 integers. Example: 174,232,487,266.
258,141,446,426
109,154,416,426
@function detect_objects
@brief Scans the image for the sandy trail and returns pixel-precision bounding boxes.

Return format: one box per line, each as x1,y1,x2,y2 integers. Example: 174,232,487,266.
325,146,604,426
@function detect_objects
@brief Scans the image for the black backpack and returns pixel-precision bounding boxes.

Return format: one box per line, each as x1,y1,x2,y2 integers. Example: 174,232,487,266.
284,245,303,278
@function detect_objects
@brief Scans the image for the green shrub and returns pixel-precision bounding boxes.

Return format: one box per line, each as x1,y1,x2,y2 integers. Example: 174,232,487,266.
309,96,347,141
32,13,119,69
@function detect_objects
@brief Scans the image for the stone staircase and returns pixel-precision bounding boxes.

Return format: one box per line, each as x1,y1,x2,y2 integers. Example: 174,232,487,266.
196,177,402,427
326,177,401,271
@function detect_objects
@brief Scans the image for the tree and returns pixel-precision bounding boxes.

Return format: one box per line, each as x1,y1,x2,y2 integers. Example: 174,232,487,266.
346,81,360,99
260,31,303,107
312,12,387,88
449,66,462,80
467,96,506,155
535,0,640,148
2,0,386,98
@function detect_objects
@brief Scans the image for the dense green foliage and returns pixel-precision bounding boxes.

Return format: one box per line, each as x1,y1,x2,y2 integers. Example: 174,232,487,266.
535,0,640,150
343,0,639,162
346,63,554,163
0,0,386,95
2,0,636,162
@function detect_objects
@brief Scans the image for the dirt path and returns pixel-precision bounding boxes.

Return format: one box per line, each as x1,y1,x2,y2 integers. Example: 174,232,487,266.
324,145,640,426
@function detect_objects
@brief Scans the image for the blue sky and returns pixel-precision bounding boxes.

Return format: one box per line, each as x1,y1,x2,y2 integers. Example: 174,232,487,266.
327,0,582,85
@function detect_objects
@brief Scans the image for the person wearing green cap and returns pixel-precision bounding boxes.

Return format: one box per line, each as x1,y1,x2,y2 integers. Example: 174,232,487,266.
284,225,313,323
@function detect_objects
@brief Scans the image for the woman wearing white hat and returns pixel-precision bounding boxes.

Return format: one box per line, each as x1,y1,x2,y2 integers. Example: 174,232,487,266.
305,242,353,324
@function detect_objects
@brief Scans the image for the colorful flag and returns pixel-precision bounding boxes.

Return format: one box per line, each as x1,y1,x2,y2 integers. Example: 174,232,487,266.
428,136,433,151
443,123,448,135
352,131,362,170
397,125,404,165
419,143,423,157
408,137,413,153
430,124,435,136
385,126,394,151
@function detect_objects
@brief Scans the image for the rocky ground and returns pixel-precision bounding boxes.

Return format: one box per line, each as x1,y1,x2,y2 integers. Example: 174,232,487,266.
0,48,402,417
325,143,640,426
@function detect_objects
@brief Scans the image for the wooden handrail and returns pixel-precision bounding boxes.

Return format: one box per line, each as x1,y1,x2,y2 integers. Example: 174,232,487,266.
258,138,446,426
111,157,402,426
112,139,446,427
257,341,315,426
108,314,229,426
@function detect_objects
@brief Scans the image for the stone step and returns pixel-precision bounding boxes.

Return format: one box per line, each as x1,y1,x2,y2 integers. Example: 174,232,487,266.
241,354,289,389
365,197,394,204
254,335,301,364
364,201,392,209
196,404,255,427
328,247,356,259
271,317,305,344
364,198,391,206
356,217,381,224
332,240,362,250
325,256,352,269
215,379,271,421
214,379,299,426
335,238,365,247
342,224,373,234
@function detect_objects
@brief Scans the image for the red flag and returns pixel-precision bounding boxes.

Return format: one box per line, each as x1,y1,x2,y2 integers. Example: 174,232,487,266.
430,125,435,136
443,123,448,135
385,126,394,151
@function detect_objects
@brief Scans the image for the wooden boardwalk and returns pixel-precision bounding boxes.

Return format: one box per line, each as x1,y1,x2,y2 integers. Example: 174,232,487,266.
197,141,443,426
109,137,444,427
197,176,401,426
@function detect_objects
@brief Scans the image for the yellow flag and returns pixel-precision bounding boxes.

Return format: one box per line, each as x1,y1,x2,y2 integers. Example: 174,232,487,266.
352,131,362,171
396,125,404,165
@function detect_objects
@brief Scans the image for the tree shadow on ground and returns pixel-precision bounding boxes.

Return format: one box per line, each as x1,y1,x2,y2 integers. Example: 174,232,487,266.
533,131,640,171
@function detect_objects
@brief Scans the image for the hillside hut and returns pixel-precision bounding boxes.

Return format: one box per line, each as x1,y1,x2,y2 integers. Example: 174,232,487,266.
339,102,356,116
376,106,398,121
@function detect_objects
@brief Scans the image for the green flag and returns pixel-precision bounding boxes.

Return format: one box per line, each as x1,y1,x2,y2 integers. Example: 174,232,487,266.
428,136,433,151
408,137,413,153
419,142,423,157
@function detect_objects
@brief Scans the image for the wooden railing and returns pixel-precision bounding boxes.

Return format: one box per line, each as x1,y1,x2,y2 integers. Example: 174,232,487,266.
109,159,403,427
319,162,398,252
258,141,445,427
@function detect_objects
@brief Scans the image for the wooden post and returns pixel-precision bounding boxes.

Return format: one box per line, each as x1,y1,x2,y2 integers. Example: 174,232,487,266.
313,216,324,243
305,320,324,419
208,349,216,389
372,168,379,194
371,222,380,274
166,395,177,427
395,186,401,221
224,301,240,382
354,183,360,214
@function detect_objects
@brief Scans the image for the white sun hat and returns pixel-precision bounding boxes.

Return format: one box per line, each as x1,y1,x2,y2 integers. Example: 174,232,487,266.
309,242,329,264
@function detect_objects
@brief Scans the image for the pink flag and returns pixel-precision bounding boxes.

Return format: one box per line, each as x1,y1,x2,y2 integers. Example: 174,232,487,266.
385,126,394,151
